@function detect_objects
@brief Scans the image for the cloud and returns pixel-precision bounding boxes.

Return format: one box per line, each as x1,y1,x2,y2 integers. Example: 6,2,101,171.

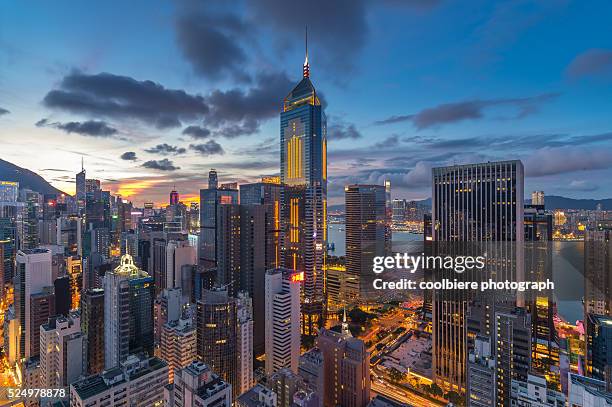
142,159,180,171
42,71,209,129
190,140,225,156
376,93,559,129
566,180,599,192
182,125,211,139
0,107,9,116
524,147,612,177
120,152,138,161
144,143,187,155
374,135,400,148
328,122,362,140
205,72,293,136
248,0,368,76
567,49,612,78
35,118,119,137
175,13,250,81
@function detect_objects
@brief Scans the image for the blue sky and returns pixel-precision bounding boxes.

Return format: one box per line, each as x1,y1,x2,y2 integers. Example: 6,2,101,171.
1,0,611,205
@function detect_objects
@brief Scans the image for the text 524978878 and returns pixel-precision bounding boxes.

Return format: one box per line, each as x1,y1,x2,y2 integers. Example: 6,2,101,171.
4,387,67,399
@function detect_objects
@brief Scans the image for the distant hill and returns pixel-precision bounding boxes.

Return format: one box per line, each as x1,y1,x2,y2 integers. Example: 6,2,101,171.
0,158,67,196
541,195,611,210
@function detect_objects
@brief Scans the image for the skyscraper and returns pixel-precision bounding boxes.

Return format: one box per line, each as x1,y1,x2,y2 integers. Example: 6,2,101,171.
431,160,524,394
199,172,238,271
81,288,105,375
531,190,545,207
265,268,301,375
161,316,196,383
280,39,327,335
170,188,179,206
236,291,254,394
345,184,389,300
15,248,52,361
40,311,84,387
76,160,86,216
170,361,232,407
208,168,218,189
104,254,154,369
197,288,238,397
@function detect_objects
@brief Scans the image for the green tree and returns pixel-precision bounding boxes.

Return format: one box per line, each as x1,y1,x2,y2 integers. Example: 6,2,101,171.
388,367,406,383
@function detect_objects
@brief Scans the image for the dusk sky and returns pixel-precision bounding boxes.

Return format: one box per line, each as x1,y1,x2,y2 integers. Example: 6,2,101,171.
1,0,612,206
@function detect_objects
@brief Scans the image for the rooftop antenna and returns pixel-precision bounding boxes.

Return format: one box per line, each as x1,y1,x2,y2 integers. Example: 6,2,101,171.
303,26,310,78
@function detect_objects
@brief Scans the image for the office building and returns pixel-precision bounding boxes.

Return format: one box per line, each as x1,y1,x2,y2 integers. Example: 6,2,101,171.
586,313,612,380
170,361,232,407
431,160,524,394
54,275,71,316
345,184,389,300
154,287,183,353
104,254,154,369
161,316,197,383
0,180,19,202
316,327,370,407
265,268,301,375
216,203,241,294
81,288,105,375
584,221,612,318
40,312,84,387
15,248,53,361
170,189,179,206
197,288,238,397
199,170,238,270
280,46,327,336
70,354,168,407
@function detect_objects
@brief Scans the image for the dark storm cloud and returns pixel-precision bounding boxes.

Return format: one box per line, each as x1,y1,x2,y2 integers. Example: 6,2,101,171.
42,71,209,129
0,107,9,116
205,72,293,136
248,0,367,75
35,118,119,137
190,140,225,156
375,93,559,129
120,152,138,161
144,144,187,155
567,49,612,78
182,125,211,139
142,159,180,171
328,122,362,140
175,13,250,81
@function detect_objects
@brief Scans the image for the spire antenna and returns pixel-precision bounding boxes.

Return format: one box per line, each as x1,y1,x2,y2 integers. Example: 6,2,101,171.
303,26,310,78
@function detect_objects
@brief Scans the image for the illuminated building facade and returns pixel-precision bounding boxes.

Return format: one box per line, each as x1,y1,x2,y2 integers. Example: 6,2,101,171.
103,254,154,369
280,44,327,336
196,288,238,397
345,184,389,300
431,160,524,394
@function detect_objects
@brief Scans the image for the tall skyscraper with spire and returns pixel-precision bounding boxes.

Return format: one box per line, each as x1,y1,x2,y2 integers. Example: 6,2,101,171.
280,31,327,336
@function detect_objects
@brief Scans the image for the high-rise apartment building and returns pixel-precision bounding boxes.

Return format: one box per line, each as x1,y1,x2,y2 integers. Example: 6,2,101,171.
345,184,389,300
71,354,168,407
28,287,55,359
170,361,232,407
280,47,327,336
265,268,301,375
40,312,84,387
161,316,197,383
531,191,545,207
236,291,254,394
104,254,154,369
15,248,52,361
81,288,105,375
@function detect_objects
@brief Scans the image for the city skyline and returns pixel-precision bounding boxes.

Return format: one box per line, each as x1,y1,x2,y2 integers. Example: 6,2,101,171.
1,1,612,206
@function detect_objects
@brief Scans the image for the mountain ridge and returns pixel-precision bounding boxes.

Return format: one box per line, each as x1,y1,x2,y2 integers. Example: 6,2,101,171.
0,158,67,197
